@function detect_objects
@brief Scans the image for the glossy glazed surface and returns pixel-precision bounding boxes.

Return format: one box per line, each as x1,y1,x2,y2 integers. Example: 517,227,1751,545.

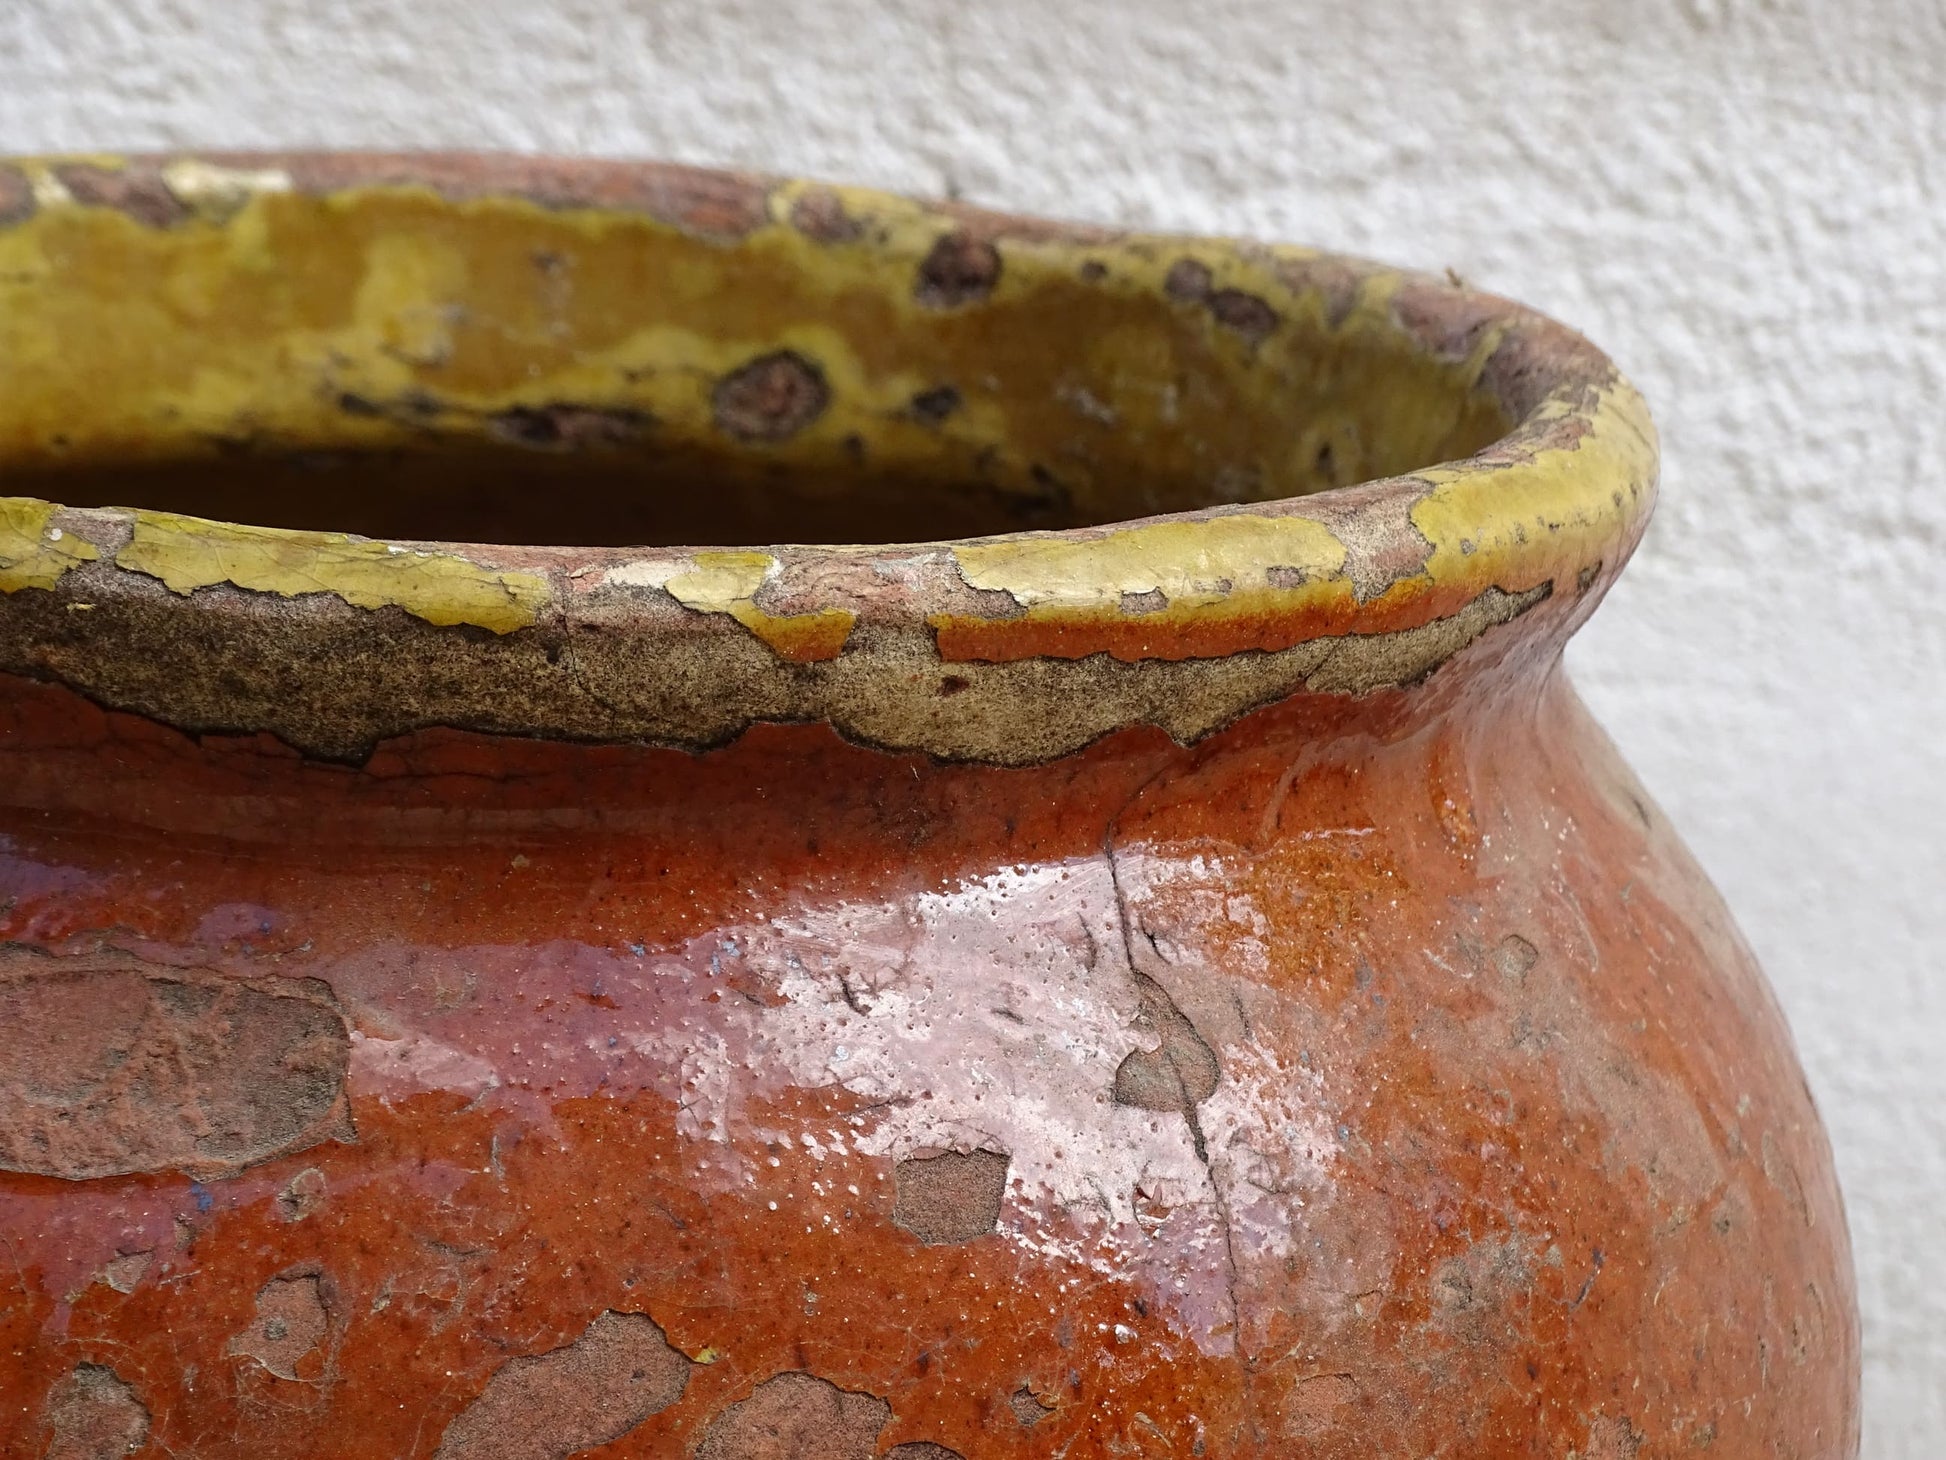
0,657,1857,1457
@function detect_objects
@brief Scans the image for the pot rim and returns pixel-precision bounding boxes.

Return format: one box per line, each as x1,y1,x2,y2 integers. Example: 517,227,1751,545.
0,152,1658,764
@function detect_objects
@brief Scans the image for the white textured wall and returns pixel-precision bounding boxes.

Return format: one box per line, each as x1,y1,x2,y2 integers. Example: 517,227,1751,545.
4,1,1941,1449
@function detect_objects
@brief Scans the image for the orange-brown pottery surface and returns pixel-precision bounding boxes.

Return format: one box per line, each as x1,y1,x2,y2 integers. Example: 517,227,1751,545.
0,154,1856,1458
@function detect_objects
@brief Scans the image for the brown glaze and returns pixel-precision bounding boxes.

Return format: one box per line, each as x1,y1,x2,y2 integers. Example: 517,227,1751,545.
0,154,1855,1458
0,662,1859,1457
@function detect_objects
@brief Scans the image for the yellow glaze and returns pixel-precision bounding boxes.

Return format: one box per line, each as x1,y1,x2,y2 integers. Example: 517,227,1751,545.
1411,391,1656,593
943,512,1354,646
0,498,101,593
663,551,856,663
115,513,549,633
0,153,1654,664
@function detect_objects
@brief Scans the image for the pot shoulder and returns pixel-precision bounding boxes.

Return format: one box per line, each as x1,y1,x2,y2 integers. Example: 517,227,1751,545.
0,672,1858,1458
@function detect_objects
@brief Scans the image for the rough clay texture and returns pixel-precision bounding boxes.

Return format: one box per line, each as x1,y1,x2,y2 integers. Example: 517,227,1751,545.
694,1373,890,1460
42,1365,149,1460
0,1,1937,1449
891,1149,1011,1246
433,1311,691,1460
0,953,353,1181
228,1274,330,1381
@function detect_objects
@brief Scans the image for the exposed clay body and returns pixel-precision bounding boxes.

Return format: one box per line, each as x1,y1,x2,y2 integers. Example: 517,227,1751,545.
0,957,352,1181
0,154,1855,1457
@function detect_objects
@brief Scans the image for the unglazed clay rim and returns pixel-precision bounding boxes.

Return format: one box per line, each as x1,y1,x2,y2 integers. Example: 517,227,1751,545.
0,152,1658,763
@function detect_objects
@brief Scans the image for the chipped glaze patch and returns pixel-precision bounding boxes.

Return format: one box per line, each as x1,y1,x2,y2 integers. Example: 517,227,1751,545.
0,954,353,1180
113,512,549,632
433,1310,691,1460
228,1274,329,1381
43,1363,151,1460
696,1373,889,1460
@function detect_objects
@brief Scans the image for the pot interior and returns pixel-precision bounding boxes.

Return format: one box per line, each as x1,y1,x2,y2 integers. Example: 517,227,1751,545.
1,166,1511,548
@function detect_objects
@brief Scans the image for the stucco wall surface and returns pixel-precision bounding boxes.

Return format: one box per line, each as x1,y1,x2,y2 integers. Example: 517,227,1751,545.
2,1,1941,1451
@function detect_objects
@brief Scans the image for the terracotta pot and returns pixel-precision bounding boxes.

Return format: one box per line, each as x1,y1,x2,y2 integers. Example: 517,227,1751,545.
0,154,1856,1458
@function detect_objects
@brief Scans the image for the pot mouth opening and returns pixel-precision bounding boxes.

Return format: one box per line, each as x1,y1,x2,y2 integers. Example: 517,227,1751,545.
6,380,1506,553
2,155,1525,552
0,154,1657,766
3,389,1506,552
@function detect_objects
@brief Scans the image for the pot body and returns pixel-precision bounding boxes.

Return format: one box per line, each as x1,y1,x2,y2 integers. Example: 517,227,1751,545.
0,651,1856,1457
